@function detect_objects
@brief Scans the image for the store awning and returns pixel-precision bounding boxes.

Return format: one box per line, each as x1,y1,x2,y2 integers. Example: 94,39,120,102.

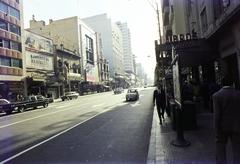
156,39,218,67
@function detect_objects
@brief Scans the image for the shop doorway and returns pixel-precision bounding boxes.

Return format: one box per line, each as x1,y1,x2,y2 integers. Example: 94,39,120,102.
223,53,240,89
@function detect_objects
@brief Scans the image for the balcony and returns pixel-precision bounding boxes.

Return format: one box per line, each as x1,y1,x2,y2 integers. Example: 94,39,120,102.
0,11,21,26
0,47,22,59
0,29,21,43
1,0,20,10
0,66,23,76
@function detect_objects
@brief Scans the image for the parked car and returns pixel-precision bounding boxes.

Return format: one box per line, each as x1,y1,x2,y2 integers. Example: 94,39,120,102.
126,89,139,101
0,95,49,115
61,91,79,101
37,95,54,103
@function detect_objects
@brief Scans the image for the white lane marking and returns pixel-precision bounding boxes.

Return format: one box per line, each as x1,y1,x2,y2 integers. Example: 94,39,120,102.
1,107,113,164
0,103,90,129
92,103,105,108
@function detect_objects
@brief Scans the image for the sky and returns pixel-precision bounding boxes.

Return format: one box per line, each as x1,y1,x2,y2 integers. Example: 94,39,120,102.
23,0,161,80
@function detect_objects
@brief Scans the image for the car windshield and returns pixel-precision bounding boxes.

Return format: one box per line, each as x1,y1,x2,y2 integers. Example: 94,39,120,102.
0,99,10,104
1,0,238,163
128,89,137,93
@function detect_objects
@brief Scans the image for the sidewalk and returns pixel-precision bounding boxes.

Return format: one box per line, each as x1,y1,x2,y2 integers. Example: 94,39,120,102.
148,109,216,164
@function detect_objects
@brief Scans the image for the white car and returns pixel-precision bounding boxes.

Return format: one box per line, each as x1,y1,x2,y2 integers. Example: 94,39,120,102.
126,89,139,101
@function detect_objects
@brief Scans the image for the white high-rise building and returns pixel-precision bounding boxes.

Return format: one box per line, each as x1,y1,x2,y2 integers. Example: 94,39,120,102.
116,22,134,74
83,14,124,78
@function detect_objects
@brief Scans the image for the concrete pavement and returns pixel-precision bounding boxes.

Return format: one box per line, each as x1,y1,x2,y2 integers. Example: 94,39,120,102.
148,108,216,164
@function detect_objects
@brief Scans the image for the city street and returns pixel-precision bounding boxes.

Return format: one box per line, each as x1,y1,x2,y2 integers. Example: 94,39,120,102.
0,88,154,163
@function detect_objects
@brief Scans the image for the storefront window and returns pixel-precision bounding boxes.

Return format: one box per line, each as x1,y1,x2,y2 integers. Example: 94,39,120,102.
11,58,22,68
0,57,11,66
9,24,20,35
0,20,8,30
9,6,20,20
0,2,8,14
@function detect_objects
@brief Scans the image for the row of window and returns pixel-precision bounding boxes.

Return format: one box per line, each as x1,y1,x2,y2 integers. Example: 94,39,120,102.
86,35,94,64
0,2,20,20
0,38,22,51
0,19,21,35
0,56,22,68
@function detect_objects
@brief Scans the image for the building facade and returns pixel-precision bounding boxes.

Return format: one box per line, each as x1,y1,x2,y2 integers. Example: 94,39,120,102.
0,0,24,101
28,16,101,95
23,30,56,97
83,14,124,80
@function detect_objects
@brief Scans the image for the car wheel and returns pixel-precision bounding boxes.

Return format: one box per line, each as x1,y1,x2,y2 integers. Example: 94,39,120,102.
43,103,48,108
18,106,25,113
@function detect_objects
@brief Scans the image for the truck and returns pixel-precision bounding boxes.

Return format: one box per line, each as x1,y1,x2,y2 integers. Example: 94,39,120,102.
0,95,49,115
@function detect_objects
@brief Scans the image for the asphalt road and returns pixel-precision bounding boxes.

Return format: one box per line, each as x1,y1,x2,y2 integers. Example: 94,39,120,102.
0,88,155,163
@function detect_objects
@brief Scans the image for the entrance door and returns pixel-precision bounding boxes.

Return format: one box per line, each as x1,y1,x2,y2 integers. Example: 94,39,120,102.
223,54,240,89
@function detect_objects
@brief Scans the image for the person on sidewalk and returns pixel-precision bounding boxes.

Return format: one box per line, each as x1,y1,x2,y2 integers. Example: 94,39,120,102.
212,76,240,164
153,85,166,125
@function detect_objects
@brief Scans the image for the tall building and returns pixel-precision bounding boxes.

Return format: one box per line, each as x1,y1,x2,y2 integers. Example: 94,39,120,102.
28,16,100,95
0,0,24,101
83,14,124,79
116,22,134,74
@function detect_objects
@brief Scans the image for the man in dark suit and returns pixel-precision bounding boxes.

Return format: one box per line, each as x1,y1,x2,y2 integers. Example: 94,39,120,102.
212,77,240,164
153,85,166,125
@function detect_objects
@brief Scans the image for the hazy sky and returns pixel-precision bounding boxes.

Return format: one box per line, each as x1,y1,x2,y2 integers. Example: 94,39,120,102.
23,0,160,79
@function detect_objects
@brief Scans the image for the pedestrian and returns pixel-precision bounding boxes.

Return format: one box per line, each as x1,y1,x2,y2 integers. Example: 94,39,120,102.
212,76,240,164
153,85,166,125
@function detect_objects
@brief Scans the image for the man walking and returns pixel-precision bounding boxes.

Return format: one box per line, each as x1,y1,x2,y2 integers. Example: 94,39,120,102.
212,77,240,164
153,85,166,125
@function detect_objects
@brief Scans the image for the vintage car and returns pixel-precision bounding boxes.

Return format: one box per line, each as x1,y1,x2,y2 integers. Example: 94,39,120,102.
126,89,139,101
0,95,49,115
61,91,79,101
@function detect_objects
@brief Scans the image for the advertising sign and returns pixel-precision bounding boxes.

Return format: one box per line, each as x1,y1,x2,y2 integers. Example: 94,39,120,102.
24,30,53,54
85,63,99,82
26,51,54,71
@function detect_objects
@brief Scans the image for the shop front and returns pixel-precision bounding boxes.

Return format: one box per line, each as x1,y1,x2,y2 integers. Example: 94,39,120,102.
0,81,24,101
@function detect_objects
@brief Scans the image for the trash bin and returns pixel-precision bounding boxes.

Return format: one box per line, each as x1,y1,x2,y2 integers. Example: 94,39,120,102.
182,100,197,130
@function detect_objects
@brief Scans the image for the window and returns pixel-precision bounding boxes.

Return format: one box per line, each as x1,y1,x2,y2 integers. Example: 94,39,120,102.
9,24,20,35
0,57,11,66
0,20,7,30
11,58,22,68
200,8,208,33
86,35,94,64
9,6,20,19
0,39,10,48
11,41,21,51
0,2,8,13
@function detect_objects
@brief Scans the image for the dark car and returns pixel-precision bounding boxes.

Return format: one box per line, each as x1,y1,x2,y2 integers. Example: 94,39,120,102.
126,89,139,101
61,92,79,101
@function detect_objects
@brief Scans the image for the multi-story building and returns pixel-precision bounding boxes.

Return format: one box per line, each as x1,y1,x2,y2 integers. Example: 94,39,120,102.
95,33,109,86
157,0,240,101
116,22,135,87
23,30,56,97
0,0,24,101
28,16,100,95
198,0,240,88
83,14,125,81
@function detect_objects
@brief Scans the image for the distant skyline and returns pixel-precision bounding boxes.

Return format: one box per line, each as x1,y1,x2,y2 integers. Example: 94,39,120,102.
23,0,160,80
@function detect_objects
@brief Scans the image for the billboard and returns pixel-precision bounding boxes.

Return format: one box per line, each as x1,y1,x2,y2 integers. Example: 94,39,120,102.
24,30,53,54
85,63,99,82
